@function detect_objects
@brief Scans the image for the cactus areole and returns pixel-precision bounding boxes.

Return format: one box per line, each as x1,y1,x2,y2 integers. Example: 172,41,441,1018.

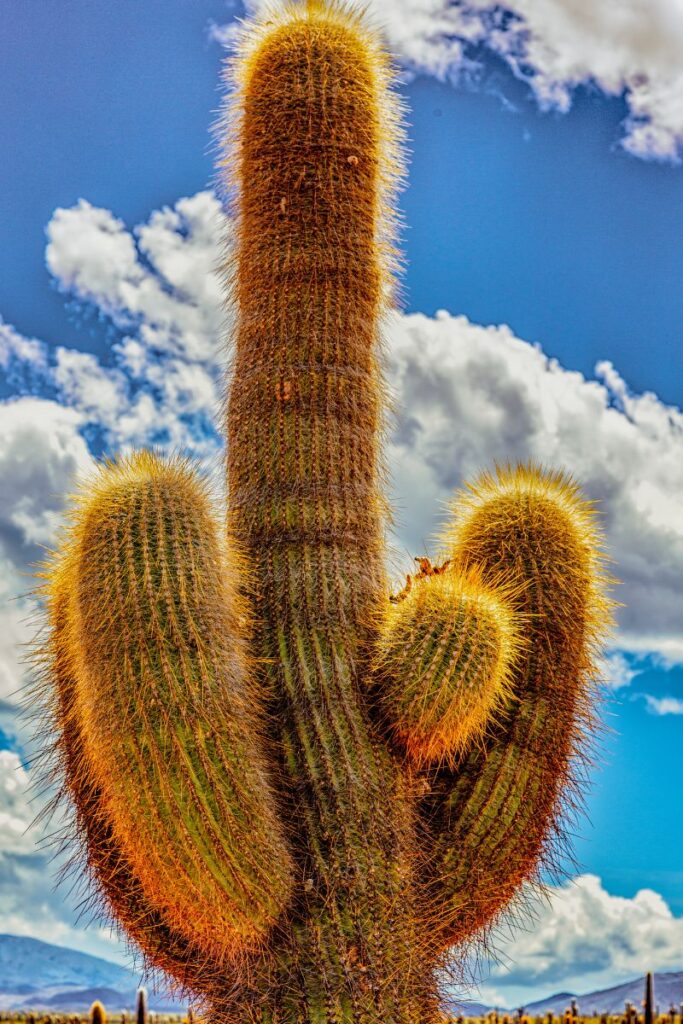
38,3,613,1023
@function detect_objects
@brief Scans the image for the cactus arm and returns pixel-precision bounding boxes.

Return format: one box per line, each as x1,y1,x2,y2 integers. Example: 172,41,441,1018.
43,578,225,1000
371,563,524,767
418,465,613,948
44,452,294,968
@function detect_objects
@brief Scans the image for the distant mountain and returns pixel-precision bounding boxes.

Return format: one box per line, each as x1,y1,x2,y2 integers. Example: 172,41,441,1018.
523,973,683,1015
2,935,683,1016
522,992,578,1015
34,988,142,1012
448,1000,494,1016
448,973,683,1017
0,935,135,993
0,936,183,1012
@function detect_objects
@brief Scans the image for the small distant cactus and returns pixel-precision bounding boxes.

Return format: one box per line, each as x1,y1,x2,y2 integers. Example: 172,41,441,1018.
645,974,655,1024
88,1004,105,1024
35,2,613,1023
135,990,147,1024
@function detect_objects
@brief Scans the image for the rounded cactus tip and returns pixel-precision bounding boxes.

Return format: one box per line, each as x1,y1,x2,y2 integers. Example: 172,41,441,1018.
89,1002,107,1024
442,462,616,642
222,0,407,284
374,566,526,767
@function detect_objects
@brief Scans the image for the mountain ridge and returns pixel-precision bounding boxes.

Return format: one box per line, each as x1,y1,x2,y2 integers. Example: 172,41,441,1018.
1,935,682,1014
0,936,182,1011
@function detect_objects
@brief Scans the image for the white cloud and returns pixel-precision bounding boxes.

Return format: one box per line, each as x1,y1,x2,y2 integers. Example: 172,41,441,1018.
0,398,92,565
42,193,226,455
642,695,683,715
0,319,50,394
386,310,683,663
5,195,683,664
0,751,37,856
0,320,48,375
227,0,683,161
0,562,37,717
0,750,127,964
0,399,92,714
599,652,641,691
46,192,229,363
479,874,683,1005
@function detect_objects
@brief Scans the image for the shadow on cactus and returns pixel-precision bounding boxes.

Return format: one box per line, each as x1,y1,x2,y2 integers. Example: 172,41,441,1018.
31,1,615,1022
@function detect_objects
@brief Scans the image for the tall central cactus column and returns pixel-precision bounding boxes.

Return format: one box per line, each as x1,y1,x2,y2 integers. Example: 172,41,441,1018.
224,3,433,1022
38,3,613,1024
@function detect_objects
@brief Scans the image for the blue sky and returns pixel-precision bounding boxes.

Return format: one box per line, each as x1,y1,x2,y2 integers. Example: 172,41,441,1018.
1,0,682,1009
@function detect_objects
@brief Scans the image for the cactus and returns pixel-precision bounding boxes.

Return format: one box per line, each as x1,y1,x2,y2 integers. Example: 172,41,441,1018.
645,974,655,1024
89,1005,105,1024
135,990,147,1024
35,2,613,1023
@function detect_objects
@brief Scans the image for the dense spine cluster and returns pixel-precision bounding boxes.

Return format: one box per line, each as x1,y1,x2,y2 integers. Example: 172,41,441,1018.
35,3,614,1024
373,565,524,767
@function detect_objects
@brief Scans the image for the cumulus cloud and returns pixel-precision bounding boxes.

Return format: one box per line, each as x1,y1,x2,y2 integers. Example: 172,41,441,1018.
0,399,92,717
0,750,126,963
1,319,49,393
0,564,36,721
0,399,91,564
642,695,683,715
5,193,683,665
46,192,229,364
42,192,227,455
386,310,683,662
223,0,683,161
480,874,683,1005
0,750,45,857
599,652,642,691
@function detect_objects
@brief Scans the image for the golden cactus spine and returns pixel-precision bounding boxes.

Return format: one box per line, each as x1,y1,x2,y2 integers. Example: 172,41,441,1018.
35,3,614,1023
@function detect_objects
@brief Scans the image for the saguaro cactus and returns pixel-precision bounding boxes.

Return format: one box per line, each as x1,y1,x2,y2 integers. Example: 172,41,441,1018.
37,2,613,1023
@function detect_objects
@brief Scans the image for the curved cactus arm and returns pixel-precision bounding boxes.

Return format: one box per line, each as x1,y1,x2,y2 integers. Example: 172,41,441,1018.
42,452,294,968
371,563,525,768
42,580,223,1000
418,464,613,949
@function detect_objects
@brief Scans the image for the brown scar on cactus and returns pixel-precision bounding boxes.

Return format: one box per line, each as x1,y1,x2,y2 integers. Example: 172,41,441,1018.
30,2,616,1023
389,556,452,603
